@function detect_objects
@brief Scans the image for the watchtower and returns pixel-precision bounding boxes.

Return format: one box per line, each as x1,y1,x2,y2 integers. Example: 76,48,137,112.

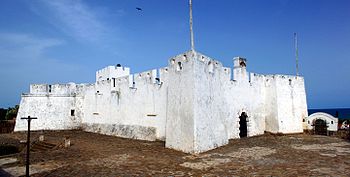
233,57,248,82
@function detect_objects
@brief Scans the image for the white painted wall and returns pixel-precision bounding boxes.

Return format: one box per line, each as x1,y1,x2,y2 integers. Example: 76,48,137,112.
274,75,307,133
305,112,338,131
192,52,229,153
84,68,169,140
15,50,308,154
225,68,267,139
96,65,130,82
166,51,196,152
15,94,81,131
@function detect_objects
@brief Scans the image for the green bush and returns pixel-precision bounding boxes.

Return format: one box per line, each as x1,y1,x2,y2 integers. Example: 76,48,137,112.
0,105,19,121
5,105,19,120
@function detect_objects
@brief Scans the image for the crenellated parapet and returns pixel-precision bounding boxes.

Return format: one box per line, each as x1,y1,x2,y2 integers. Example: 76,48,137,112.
96,65,130,82
28,83,81,96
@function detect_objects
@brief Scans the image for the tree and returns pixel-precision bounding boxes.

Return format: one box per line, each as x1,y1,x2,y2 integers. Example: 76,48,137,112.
0,108,7,121
5,105,19,120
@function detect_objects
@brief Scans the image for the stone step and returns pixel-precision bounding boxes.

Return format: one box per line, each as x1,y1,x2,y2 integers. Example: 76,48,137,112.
37,142,56,148
30,141,57,152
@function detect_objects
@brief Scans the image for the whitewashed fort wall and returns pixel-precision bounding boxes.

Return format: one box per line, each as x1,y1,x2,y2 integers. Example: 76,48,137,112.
82,67,169,141
15,51,308,153
15,84,83,131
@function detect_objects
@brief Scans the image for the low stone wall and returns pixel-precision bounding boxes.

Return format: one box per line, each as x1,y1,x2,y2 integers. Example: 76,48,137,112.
82,123,157,141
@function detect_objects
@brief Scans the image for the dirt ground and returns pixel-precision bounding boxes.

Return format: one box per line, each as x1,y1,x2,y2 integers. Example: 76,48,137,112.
0,130,349,176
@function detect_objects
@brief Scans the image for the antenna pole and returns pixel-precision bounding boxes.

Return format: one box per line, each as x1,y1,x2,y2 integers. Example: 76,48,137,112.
294,32,299,76
189,0,195,51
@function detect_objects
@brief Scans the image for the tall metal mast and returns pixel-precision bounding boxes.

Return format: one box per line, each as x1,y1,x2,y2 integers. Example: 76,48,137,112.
294,32,299,76
189,0,195,51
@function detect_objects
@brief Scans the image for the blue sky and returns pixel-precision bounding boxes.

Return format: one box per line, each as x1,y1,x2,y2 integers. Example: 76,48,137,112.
0,0,349,109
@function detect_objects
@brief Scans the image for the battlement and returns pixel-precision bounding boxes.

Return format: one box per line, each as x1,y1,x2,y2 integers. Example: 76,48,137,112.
29,83,78,95
233,57,247,68
96,64,130,82
27,52,303,98
249,73,304,87
167,51,305,89
94,67,170,94
26,83,94,97
168,51,226,77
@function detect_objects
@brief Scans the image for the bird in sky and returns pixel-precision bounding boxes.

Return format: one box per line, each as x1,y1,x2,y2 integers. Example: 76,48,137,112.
136,7,142,11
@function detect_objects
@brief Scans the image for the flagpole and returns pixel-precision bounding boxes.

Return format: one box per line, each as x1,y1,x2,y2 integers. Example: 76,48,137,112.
190,0,195,51
294,32,299,76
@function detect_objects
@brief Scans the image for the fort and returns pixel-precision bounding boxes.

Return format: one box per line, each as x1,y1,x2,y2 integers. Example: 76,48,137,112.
14,50,308,153
14,0,308,154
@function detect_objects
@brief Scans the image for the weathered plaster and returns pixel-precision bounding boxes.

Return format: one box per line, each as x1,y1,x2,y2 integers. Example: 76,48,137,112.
15,50,308,154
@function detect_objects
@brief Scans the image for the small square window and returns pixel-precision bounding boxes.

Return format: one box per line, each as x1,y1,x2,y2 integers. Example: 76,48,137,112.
71,109,75,116
177,62,183,71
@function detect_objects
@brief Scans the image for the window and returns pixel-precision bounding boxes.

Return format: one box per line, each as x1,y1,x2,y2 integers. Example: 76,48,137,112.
208,61,214,73
239,60,246,67
177,62,183,71
48,85,52,93
183,54,187,61
71,109,75,116
331,121,334,124
155,78,160,84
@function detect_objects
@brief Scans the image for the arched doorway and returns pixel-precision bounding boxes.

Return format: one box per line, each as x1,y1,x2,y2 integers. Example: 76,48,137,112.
314,119,327,135
239,112,248,138
306,112,338,132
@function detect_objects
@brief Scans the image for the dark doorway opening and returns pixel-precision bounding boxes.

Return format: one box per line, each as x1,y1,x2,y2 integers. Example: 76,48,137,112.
71,109,75,116
239,112,248,138
314,119,328,135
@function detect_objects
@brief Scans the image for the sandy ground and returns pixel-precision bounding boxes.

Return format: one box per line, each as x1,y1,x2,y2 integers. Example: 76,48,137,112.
0,130,349,176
